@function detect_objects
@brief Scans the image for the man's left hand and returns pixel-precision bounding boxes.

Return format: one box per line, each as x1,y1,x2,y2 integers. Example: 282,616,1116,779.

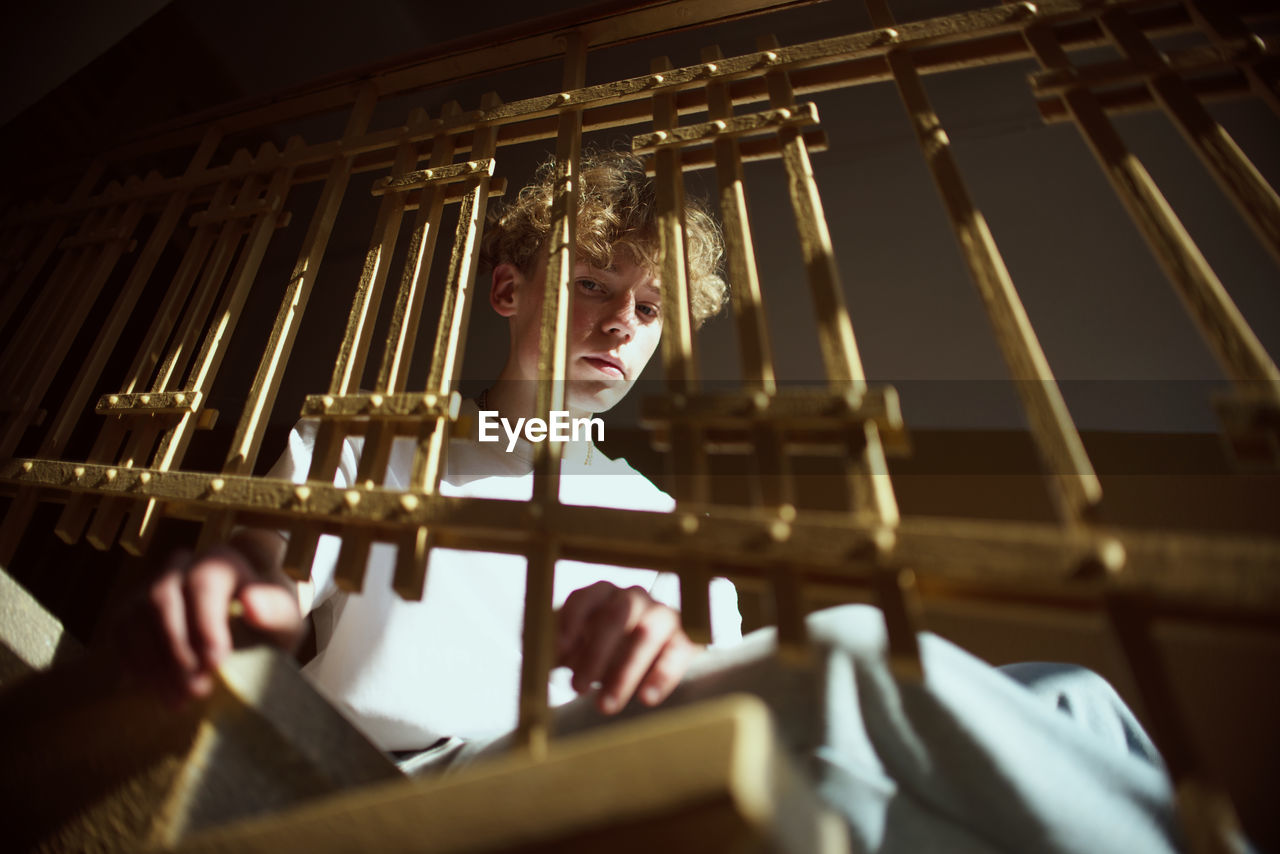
556,581,699,715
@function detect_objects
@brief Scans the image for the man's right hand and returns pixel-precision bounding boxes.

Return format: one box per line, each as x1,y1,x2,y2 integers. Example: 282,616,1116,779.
113,530,301,704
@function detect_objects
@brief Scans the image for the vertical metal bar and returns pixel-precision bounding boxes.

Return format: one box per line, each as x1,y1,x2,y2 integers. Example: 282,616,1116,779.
518,31,585,758
395,93,503,601
54,170,229,545
759,35,899,531
281,124,425,581
703,45,776,395
868,3,1103,525
121,141,299,556
1101,8,1280,268
651,55,711,514
1023,23,1280,396
198,86,379,552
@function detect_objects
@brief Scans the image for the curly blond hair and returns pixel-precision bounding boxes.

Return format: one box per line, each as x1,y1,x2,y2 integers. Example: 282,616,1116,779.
481,150,727,326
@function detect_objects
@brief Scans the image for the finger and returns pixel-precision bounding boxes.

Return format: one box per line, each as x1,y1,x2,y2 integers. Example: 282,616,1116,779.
573,588,648,702
183,548,248,678
147,558,204,696
635,633,696,707
556,581,617,662
599,606,679,714
237,583,304,649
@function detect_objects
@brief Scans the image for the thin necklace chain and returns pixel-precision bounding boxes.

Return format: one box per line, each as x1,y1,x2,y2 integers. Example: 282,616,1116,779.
478,388,594,466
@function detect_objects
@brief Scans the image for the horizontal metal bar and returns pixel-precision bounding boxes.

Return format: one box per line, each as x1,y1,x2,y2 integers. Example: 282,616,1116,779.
370,158,496,196
3,457,1278,617
95,390,203,415
631,102,819,153
299,391,461,419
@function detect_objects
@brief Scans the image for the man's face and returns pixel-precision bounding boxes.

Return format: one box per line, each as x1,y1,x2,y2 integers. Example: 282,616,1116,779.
498,254,663,415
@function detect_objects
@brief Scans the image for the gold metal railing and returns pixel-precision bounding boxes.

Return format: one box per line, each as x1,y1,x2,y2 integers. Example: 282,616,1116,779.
1,1,1278,851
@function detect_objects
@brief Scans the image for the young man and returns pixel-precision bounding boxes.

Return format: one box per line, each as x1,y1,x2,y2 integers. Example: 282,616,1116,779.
119,152,1188,851
118,150,741,753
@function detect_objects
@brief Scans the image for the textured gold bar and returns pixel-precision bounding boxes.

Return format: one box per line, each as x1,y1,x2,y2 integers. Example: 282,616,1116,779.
880,40,1101,522
519,35,586,755
872,566,924,682
399,176,508,210
517,537,558,758
644,129,830,175
199,109,363,530
395,95,504,597
760,34,899,530
152,156,260,393
218,85,378,481
631,102,819,153
300,392,456,420
122,143,301,556
328,129,424,397
1023,24,1280,395
370,156,495,196
1100,8,1280,268
703,44,776,394
379,102,463,395
95,390,203,415
6,458,1280,612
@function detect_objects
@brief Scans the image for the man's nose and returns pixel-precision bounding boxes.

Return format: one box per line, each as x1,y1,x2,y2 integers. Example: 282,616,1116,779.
602,294,637,339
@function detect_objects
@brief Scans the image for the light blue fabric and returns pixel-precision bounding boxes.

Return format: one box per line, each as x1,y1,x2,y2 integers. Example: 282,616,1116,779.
425,605,1186,853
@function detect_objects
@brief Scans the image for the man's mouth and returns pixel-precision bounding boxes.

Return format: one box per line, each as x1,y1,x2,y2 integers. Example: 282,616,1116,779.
582,355,625,378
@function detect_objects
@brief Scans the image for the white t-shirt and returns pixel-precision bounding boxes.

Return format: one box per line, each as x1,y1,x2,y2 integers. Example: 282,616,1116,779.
267,399,741,750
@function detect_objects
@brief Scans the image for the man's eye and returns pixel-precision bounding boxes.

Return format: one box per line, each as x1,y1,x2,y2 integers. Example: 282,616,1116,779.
576,278,602,292
637,303,661,319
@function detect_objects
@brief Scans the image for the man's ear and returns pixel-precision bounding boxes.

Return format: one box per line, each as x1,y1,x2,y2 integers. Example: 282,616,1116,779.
490,263,521,318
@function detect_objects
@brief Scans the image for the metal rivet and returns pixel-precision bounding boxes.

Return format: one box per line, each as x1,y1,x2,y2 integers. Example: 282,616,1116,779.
775,108,792,120
653,130,669,142
294,485,311,503
763,51,779,64
703,62,718,74
679,513,699,535
371,393,384,408
105,468,118,482
752,391,770,412
558,92,571,102
777,503,797,524
400,494,419,513
344,490,361,508
74,466,86,479
467,161,478,170
769,520,791,543
175,393,186,405
139,472,152,485
210,478,225,493
712,120,727,131
651,73,664,84
139,394,151,405
108,395,120,406
322,395,335,410
1021,1,1037,14
21,461,33,473
884,27,899,40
